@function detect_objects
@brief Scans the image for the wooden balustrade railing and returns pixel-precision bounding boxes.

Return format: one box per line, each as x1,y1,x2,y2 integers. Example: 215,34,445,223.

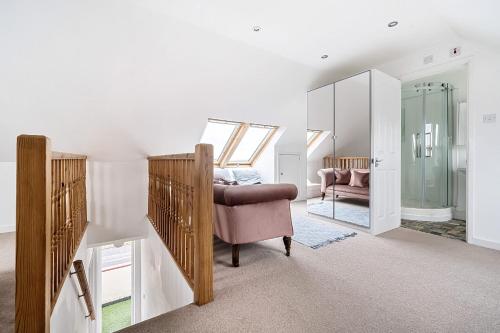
323,155,370,169
71,260,96,320
16,135,89,333
147,144,214,305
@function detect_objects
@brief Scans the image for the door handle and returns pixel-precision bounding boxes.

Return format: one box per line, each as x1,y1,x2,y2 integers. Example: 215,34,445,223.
416,133,422,158
375,158,383,167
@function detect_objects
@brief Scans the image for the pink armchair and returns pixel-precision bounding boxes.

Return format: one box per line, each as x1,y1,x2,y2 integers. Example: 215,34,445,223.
213,183,298,267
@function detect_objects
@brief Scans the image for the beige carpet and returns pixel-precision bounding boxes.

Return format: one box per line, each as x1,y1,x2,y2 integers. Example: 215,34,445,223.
3,218,500,333
0,232,15,333
121,220,500,332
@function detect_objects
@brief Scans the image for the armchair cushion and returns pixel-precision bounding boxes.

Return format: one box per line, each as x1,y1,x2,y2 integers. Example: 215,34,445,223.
214,183,298,206
349,169,370,187
334,169,351,185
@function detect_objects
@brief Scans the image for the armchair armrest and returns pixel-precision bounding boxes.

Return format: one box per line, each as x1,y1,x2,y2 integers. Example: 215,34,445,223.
317,168,334,193
214,184,298,206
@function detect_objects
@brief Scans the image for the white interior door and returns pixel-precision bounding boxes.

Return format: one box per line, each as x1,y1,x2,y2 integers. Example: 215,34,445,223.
279,153,301,198
371,70,402,235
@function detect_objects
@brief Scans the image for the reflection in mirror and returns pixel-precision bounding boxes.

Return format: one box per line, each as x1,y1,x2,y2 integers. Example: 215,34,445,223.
306,84,334,219
333,72,371,227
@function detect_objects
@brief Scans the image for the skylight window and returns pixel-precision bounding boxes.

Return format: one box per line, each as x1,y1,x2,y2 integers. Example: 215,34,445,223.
200,120,241,162
200,119,278,167
229,125,273,163
307,129,322,147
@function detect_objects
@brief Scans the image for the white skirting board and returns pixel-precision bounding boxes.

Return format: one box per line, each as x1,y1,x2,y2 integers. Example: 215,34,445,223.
0,225,15,233
469,237,500,251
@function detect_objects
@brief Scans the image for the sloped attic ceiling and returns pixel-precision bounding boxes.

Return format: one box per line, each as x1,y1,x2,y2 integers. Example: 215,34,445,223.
1,0,499,162
140,0,500,69
0,0,315,161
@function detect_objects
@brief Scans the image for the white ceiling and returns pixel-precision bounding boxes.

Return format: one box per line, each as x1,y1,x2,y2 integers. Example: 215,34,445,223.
0,0,314,161
136,0,500,70
0,0,499,161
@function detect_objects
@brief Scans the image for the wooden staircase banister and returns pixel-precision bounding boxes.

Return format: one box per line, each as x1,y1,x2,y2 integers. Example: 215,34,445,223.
147,144,214,305
16,135,89,333
71,260,96,320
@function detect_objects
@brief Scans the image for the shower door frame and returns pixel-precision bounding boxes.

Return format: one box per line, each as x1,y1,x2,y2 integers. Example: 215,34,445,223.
399,60,471,245
402,82,453,210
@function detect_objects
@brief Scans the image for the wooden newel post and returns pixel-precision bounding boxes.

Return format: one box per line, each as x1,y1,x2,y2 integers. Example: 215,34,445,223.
16,135,52,333
193,143,214,305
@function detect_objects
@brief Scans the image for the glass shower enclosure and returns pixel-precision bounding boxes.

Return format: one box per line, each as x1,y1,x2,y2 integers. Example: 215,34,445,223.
401,82,453,209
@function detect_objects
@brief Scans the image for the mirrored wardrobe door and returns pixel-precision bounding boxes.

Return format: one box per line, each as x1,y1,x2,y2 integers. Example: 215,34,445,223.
333,71,371,227
306,84,334,219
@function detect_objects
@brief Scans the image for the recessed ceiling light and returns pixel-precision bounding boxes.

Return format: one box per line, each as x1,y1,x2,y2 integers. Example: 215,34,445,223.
388,21,398,28
321,54,328,59
253,26,261,32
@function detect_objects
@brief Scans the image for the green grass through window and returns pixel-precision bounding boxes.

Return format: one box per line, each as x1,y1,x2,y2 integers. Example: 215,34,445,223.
102,298,131,333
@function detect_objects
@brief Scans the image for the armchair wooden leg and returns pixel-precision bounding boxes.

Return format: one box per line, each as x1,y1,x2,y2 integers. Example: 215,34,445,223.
232,244,240,267
321,192,325,200
283,236,291,256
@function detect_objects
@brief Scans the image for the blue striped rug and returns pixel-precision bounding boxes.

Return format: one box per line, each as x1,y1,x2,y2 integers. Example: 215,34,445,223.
307,201,370,227
292,215,356,249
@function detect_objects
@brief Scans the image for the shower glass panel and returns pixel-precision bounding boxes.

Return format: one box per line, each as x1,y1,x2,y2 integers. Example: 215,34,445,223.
401,92,424,207
401,82,452,209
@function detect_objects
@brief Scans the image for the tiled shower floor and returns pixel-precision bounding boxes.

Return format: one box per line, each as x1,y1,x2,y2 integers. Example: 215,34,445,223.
401,219,466,241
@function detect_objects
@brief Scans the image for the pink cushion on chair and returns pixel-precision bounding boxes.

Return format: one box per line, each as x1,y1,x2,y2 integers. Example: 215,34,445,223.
349,169,370,188
334,169,351,185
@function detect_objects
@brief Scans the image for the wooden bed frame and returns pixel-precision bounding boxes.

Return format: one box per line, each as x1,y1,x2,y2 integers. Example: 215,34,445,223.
323,155,370,169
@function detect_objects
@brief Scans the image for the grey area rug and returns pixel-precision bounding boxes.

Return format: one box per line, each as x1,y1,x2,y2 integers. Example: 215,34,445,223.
292,215,356,249
307,201,370,228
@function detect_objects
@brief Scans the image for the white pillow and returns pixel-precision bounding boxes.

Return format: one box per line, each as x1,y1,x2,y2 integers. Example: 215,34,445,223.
231,168,263,185
214,168,235,182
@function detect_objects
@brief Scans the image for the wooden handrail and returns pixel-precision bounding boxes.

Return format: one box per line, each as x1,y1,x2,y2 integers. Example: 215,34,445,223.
16,135,89,333
52,152,87,160
147,153,195,160
147,144,214,305
71,260,96,320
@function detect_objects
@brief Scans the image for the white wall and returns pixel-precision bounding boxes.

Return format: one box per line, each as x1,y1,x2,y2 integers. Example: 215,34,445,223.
0,0,316,163
51,233,93,333
375,41,500,250
0,162,15,233
86,161,148,246
0,0,317,239
467,49,500,250
252,127,286,185
140,222,193,321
